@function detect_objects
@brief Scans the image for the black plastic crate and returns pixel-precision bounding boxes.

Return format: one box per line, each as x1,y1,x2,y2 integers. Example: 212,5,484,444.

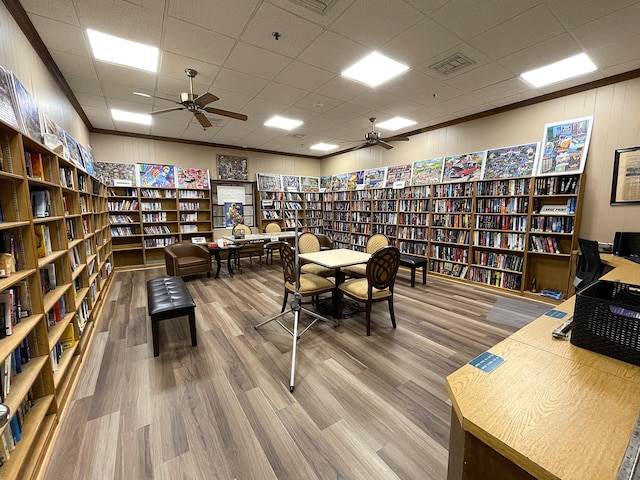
571,280,640,366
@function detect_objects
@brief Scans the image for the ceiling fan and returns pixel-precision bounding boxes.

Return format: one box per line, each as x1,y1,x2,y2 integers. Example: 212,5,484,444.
147,68,248,128
351,117,410,150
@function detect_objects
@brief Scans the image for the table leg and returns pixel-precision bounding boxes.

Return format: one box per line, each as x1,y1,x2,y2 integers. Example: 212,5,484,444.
210,250,222,279
227,252,234,277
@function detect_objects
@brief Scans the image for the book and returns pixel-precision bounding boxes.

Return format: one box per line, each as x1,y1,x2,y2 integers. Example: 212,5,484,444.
34,225,52,258
31,189,50,218
30,152,44,180
0,290,14,336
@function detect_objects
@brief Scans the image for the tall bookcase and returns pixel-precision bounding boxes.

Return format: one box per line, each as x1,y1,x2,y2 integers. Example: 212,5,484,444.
108,184,213,268
258,173,584,301
0,121,112,479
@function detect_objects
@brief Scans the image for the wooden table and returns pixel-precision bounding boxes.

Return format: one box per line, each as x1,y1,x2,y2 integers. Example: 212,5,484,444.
299,248,371,317
222,231,298,244
446,256,640,480
209,243,243,278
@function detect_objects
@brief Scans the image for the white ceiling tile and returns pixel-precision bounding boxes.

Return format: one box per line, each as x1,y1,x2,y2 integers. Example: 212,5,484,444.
315,76,368,102
49,50,97,79
94,63,156,90
470,78,533,103
89,117,116,130
224,42,291,80
76,92,108,109
381,17,462,68
293,93,342,114
213,69,268,97
377,98,426,117
546,0,639,29
589,35,640,71
298,31,369,74
150,117,189,137
573,2,640,50
100,82,153,105
241,2,323,57
243,97,289,116
74,0,163,46
268,0,357,27
415,43,492,80
257,82,309,105
29,15,90,56
167,0,260,38
349,89,400,110
274,62,334,91
446,62,513,93
330,0,424,48
155,74,210,100
64,73,103,96
22,0,79,25
82,105,111,118
163,17,236,66
469,5,565,60
325,102,370,120
202,87,252,111
113,122,151,135
158,52,219,85
497,33,582,74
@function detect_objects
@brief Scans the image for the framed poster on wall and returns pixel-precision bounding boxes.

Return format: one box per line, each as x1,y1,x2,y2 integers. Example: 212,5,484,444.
611,146,640,204
536,116,593,176
217,154,248,180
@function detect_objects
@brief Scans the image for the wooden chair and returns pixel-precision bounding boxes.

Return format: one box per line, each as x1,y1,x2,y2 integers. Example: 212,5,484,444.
298,232,335,277
264,222,286,265
343,233,389,279
280,244,335,313
164,243,211,278
338,246,400,336
234,224,264,265
316,233,334,251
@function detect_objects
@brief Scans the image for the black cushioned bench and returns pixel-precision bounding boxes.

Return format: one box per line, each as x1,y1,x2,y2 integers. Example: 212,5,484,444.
147,276,197,357
399,254,427,288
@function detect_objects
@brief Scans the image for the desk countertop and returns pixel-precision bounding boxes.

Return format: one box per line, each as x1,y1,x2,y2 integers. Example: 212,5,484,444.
446,256,640,480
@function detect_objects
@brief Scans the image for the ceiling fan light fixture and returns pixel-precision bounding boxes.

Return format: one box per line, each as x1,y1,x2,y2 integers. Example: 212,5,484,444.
87,29,158,73
376,117,416,131
341,52,409,87
310,143,338,151
111,109,152,125
264,116,303,130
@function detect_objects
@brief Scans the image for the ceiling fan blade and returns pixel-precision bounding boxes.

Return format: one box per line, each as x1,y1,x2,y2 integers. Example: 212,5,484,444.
194,111,212,128
203,107,248,121
194,92,218,107
377,140,394,150
147,93,180,104
148,107,185,115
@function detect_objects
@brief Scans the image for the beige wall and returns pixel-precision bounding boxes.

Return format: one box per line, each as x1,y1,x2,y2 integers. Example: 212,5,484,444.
324,79,640,243
0,2,90,146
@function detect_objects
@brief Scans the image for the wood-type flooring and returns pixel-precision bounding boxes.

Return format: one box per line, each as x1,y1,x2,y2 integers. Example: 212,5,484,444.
42,259,551,480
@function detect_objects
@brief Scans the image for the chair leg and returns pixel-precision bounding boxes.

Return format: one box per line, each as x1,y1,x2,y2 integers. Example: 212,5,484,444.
365,299,372,336
282,290,289,313
388,297,396,328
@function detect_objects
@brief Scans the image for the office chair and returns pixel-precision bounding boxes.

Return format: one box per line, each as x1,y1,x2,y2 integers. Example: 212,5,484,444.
574,239,601,291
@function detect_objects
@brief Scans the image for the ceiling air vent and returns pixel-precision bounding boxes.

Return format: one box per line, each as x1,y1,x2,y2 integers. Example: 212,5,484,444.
287,133,305,138
430,53,475,75
286,0,336,14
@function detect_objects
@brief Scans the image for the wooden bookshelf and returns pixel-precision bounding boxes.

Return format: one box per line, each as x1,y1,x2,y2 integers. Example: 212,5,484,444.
0,121,112,479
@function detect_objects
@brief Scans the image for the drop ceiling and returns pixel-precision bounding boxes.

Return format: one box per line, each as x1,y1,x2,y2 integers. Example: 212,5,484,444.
14,0,640,157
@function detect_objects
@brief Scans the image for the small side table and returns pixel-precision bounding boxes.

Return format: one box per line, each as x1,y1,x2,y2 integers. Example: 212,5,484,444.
209,244,243,278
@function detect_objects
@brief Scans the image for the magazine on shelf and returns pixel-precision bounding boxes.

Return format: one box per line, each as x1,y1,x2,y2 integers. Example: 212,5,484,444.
10,74,42,143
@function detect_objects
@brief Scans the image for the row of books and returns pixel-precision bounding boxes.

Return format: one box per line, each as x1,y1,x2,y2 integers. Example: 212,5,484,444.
0,389,35,465
398,212,429,226
373,200,397,212
178,190,207,198
46,297,67,328
473,231,526,250
431,228,470,244
140,188,175,198
179,202,203,210
111,226,135,236
59,165,75,189
0,280,30,338
433,198,473,213
468,266,522,291
109,214,135,224
1,338,33,402
533,175,579,195
476,197,529,214
397,226,428,241
431,213,472,229
141,212,167,222
476,178,530,197
24,151,44,181
530,216,575,234
475,214,528,231
430,259,468,278
108,200,138,211
398,199,430,213
30,189,51,218
430,245,469,264
144,237,177,248
397,240,428,256
473,251,524,273
372,212,397,224
34,225,53,258
529,235,563,254
143,225,171,234
0,233,20,275
433,182,474,198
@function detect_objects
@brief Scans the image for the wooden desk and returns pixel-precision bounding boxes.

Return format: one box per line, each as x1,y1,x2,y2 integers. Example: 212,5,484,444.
222,231,298,244
446,257,640,480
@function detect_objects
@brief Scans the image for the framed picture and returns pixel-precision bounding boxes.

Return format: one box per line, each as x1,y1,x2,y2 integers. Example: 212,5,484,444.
611,146,640,204
217,154,248,180
536,116,593,176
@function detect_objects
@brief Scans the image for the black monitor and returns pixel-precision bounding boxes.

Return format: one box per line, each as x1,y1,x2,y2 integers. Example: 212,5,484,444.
614,232,640,258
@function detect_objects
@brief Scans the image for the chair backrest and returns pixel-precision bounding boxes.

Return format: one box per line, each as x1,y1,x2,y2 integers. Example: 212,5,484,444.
316,233,334,250
234,224,252,235
366,234,389,254
265,223,281,234
575,238,601,290
299,232,320,254
366,246,400,291
280,244,297,285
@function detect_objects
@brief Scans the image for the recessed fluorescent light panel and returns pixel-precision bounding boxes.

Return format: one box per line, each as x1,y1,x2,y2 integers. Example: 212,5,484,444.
341,52,409,87
264,116,303,130
520,53,597,88
376,117,416,131
111,109,152,125
87,29,158,73
310,143,338,151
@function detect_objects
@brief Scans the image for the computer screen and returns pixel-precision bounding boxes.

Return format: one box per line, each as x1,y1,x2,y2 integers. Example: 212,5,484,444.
614,232,640,257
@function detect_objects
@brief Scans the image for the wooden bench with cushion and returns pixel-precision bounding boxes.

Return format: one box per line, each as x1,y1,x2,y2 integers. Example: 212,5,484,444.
147,276,197,357
399,254,427,288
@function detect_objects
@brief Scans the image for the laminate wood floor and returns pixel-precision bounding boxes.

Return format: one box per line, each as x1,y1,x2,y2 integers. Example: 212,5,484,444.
42,260,550,480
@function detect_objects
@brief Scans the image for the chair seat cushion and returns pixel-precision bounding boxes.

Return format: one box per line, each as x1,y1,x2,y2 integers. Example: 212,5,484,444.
342,263,366,278
286,273,334,294
177,255,209,267
301,263,335,277
339,278,390,300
